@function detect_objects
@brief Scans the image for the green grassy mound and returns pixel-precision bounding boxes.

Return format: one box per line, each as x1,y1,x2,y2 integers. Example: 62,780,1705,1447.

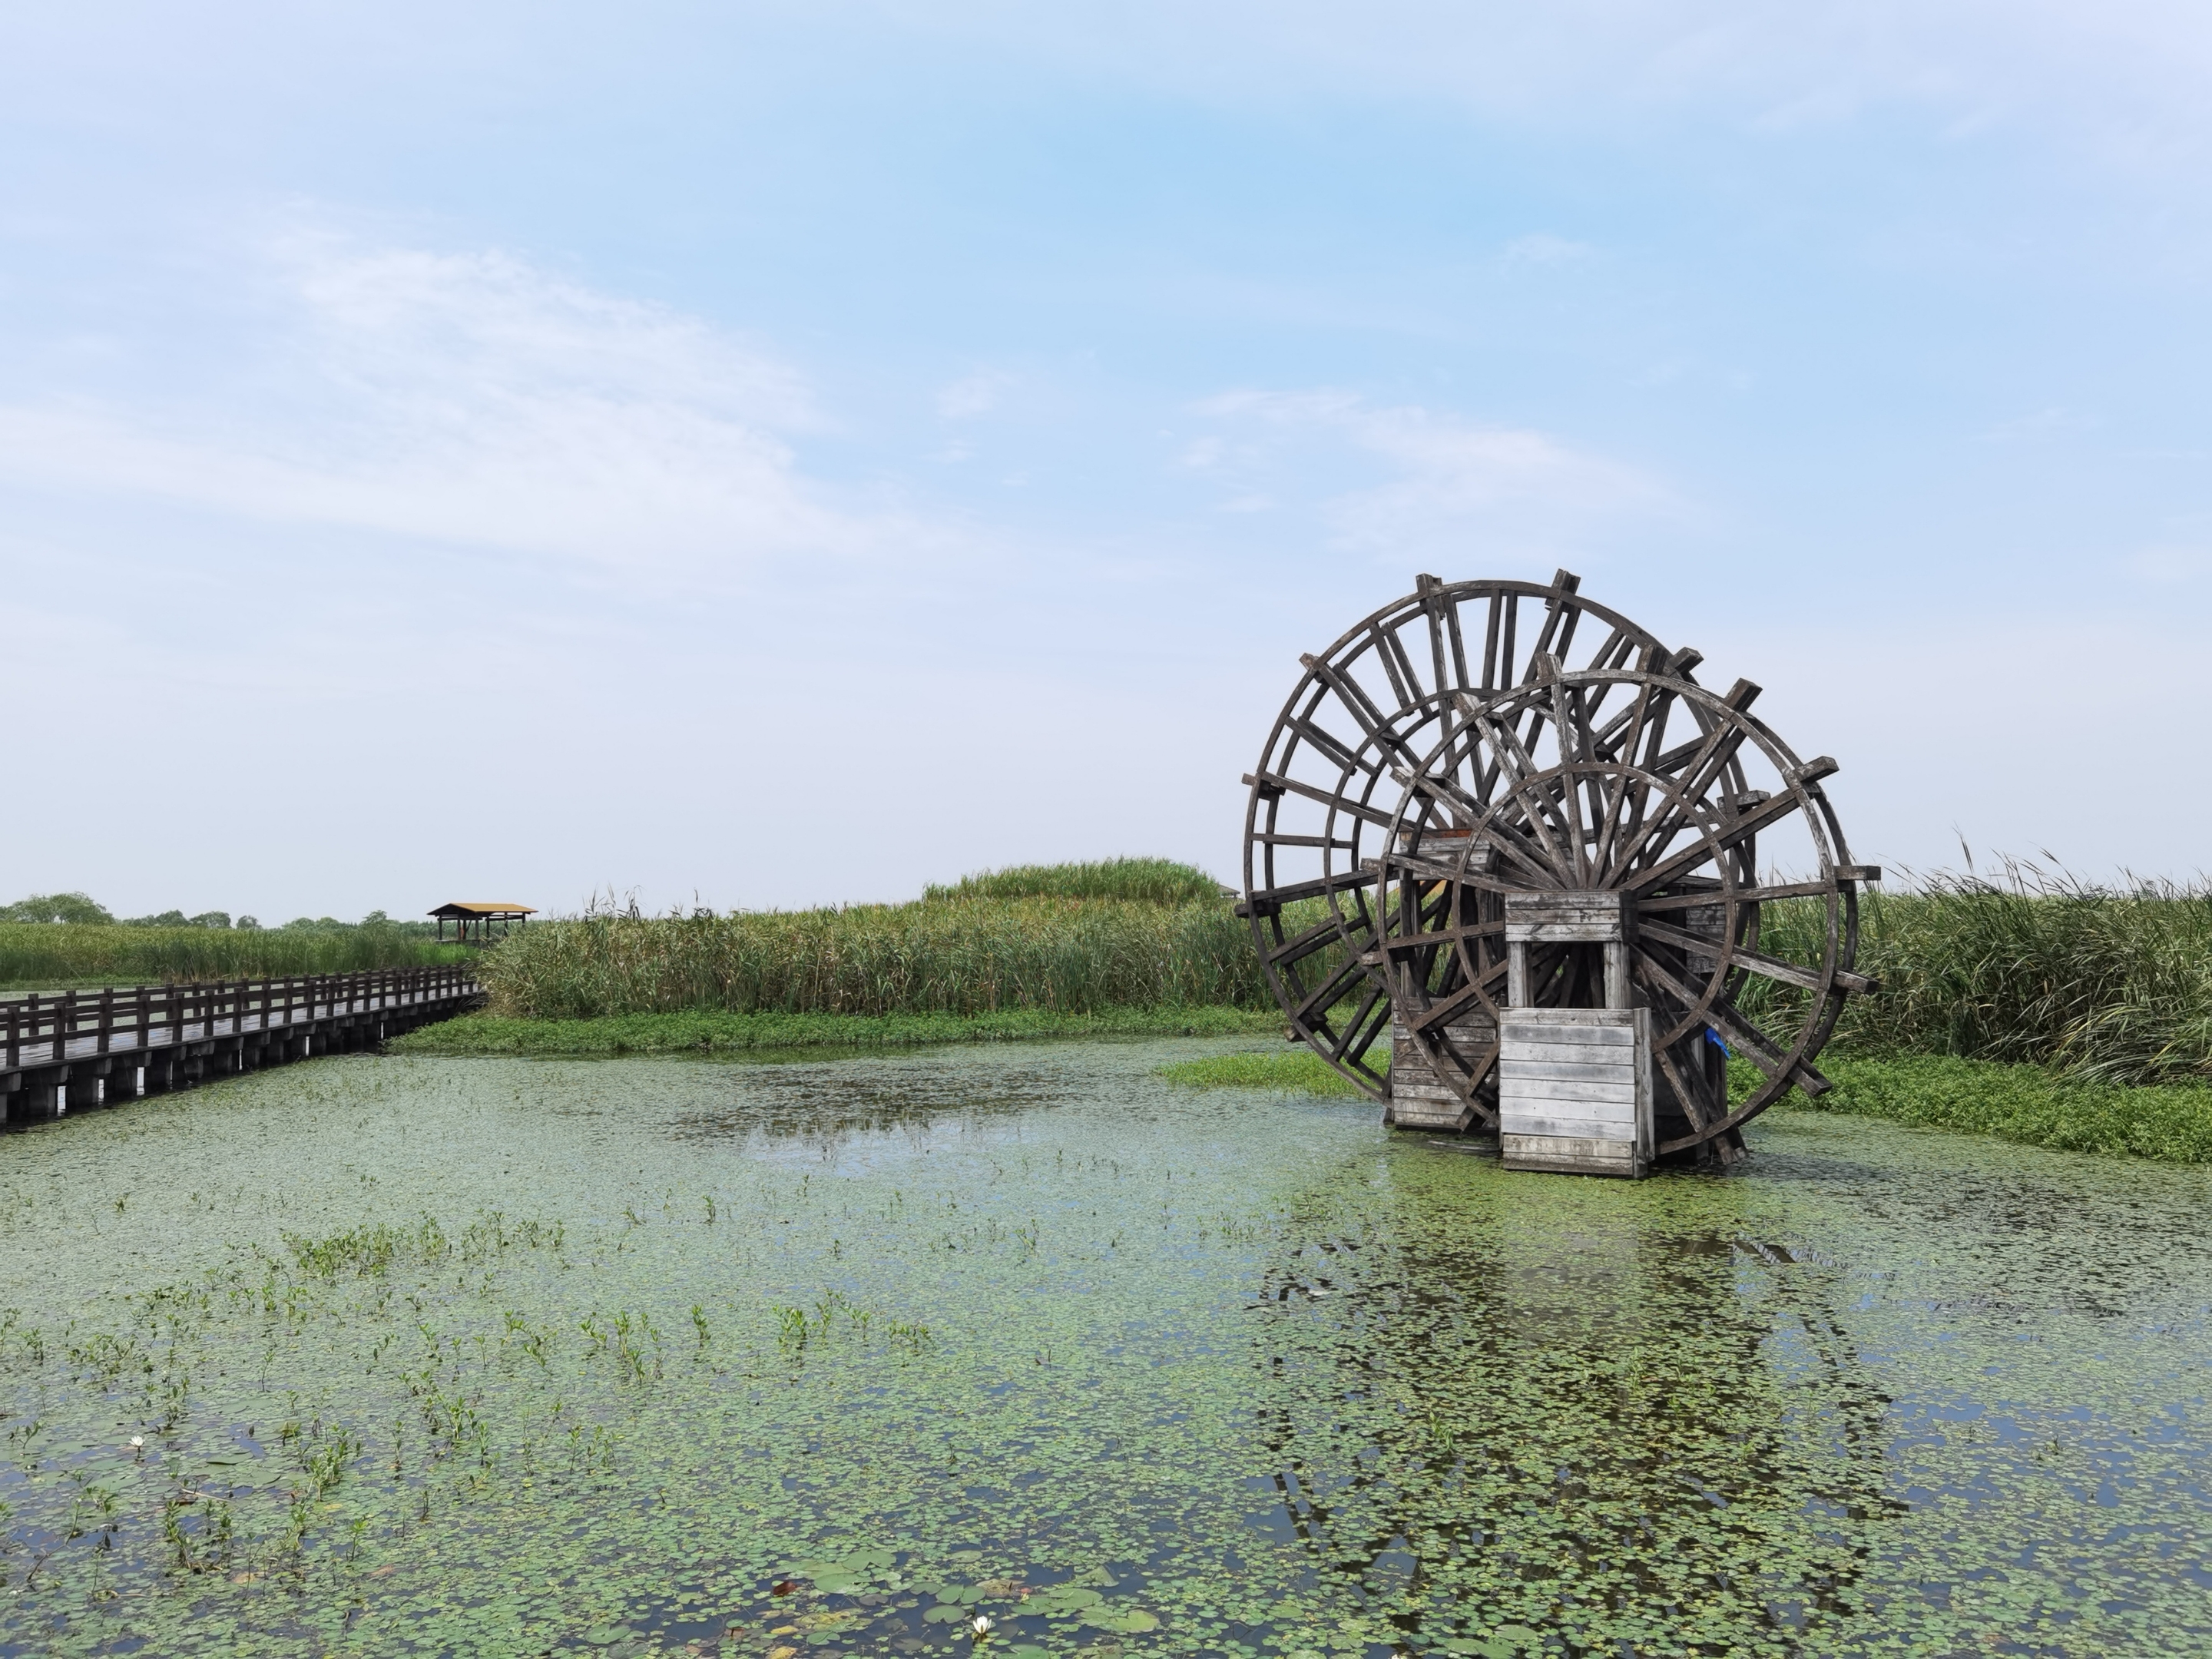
1156,1050,1371,1097
389,1005,1280,1057
1778,1053,2212,1164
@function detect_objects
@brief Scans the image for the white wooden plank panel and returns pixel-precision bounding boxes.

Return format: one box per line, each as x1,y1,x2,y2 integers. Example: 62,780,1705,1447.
1503,1039,1641,1065
1500,1078,1639,1107
1503,1133,1639,1169
1495,1066,1637,1092
1500,1023,1634,1046
1501,1008,1637,1029
1504,1112,1637,1141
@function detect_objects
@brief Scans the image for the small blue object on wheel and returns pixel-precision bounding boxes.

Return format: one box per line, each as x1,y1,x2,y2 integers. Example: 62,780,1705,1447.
1705,1027,1731,1057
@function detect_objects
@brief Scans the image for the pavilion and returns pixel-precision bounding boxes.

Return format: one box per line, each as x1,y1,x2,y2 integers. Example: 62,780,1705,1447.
428,902,536,946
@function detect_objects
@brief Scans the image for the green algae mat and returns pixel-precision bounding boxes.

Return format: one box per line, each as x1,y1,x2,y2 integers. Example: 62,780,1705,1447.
0,1041,2206,1657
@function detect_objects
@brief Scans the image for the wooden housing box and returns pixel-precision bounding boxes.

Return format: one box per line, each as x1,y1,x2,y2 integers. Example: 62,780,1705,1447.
1498,1006,1654,1178
1386,1009,1498,1132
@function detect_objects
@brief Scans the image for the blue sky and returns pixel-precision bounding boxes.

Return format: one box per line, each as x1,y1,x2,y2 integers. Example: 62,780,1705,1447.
3,2,2207,916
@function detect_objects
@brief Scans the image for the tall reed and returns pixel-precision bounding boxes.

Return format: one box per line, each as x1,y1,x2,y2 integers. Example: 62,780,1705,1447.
480,894,1268,1020
1750,863,2212,1084
0,923,464,988
924,858,1229,906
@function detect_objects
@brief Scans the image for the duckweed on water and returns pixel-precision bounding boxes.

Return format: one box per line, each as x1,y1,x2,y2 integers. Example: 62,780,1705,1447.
0,1041,2206,1657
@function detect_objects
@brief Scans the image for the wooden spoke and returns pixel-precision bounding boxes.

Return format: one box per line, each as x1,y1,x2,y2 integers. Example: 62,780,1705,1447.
1267,916,1353,972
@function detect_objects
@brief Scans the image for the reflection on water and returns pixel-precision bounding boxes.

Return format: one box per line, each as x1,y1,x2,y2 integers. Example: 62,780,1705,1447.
0,1044,2204,1657
1241,1170,1906,1649
667,1058,1071,1158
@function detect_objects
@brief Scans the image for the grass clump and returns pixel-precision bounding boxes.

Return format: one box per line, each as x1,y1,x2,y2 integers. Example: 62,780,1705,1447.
1772,1053,2212,1164
393,1005,1282,1057
1157,1050,1369,1098
924,858,1227,906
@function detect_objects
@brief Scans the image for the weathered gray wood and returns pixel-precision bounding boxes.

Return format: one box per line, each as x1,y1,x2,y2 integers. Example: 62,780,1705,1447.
1498,1071,1640,1100
1502,1133,1640,1175
1504,1038,1637,1065
1508,1113,1637,1141
1501,1007,1636,1028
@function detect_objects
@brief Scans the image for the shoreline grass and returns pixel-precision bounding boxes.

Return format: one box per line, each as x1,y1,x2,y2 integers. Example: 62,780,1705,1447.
390,1004,1282,1057
1148,1048,2212,1165
1773,1053,2212,1164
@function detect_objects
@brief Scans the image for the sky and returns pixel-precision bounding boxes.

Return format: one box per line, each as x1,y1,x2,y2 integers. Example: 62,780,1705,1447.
2,1,2208,918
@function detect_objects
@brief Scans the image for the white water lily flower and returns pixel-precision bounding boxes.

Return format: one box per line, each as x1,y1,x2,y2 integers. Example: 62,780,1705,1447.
129,1435,144,1448
970,1614,993,1637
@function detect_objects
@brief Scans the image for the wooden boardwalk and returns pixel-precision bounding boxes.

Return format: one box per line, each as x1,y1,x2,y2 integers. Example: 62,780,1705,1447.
0,965,482,1127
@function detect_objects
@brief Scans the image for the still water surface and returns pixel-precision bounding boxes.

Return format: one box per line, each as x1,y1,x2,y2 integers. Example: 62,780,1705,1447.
0,1041,2206,1657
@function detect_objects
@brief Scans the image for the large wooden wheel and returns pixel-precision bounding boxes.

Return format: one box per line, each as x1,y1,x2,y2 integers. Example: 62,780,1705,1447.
1240,571,1720,1094
1242,572,1876,1161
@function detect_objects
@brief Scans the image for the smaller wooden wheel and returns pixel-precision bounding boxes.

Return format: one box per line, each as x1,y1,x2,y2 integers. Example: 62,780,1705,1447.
1373,660,1878,1156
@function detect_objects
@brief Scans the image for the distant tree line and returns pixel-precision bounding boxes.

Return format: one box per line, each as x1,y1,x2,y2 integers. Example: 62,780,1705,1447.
0,892,439,938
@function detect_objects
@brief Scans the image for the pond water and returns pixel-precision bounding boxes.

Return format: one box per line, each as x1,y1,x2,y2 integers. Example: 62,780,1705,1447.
0,1040,2207,1658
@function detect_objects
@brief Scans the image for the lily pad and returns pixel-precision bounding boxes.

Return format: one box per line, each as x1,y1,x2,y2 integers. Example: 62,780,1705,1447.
1087,1609,1160,1634
577,1628,631,1648
1026,1585,1103,1614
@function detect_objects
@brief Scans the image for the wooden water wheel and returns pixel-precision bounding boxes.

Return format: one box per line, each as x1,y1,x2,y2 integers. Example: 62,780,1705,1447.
1240,571,1878,1167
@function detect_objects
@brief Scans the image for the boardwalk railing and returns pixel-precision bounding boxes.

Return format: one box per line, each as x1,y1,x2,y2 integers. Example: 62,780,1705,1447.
1,965,482,1124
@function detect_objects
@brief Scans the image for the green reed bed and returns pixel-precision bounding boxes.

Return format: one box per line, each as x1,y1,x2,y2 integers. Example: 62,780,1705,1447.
1746,867,2212,1084
393,1005,1280,1057
922,856,1230,906
0,922,465,989
480,863,1285,1022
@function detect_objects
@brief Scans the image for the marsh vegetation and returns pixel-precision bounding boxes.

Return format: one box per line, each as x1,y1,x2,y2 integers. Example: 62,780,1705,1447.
478,861,1271,1023
0,897,462,989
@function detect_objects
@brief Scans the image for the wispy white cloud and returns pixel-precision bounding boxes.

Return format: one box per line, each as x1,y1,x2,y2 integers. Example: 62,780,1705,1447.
0,232,939,581
1193,389,1667,558
2131,542,2212,581
936,369,1013,419
859,0,2212,171
1504,233,1593,264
